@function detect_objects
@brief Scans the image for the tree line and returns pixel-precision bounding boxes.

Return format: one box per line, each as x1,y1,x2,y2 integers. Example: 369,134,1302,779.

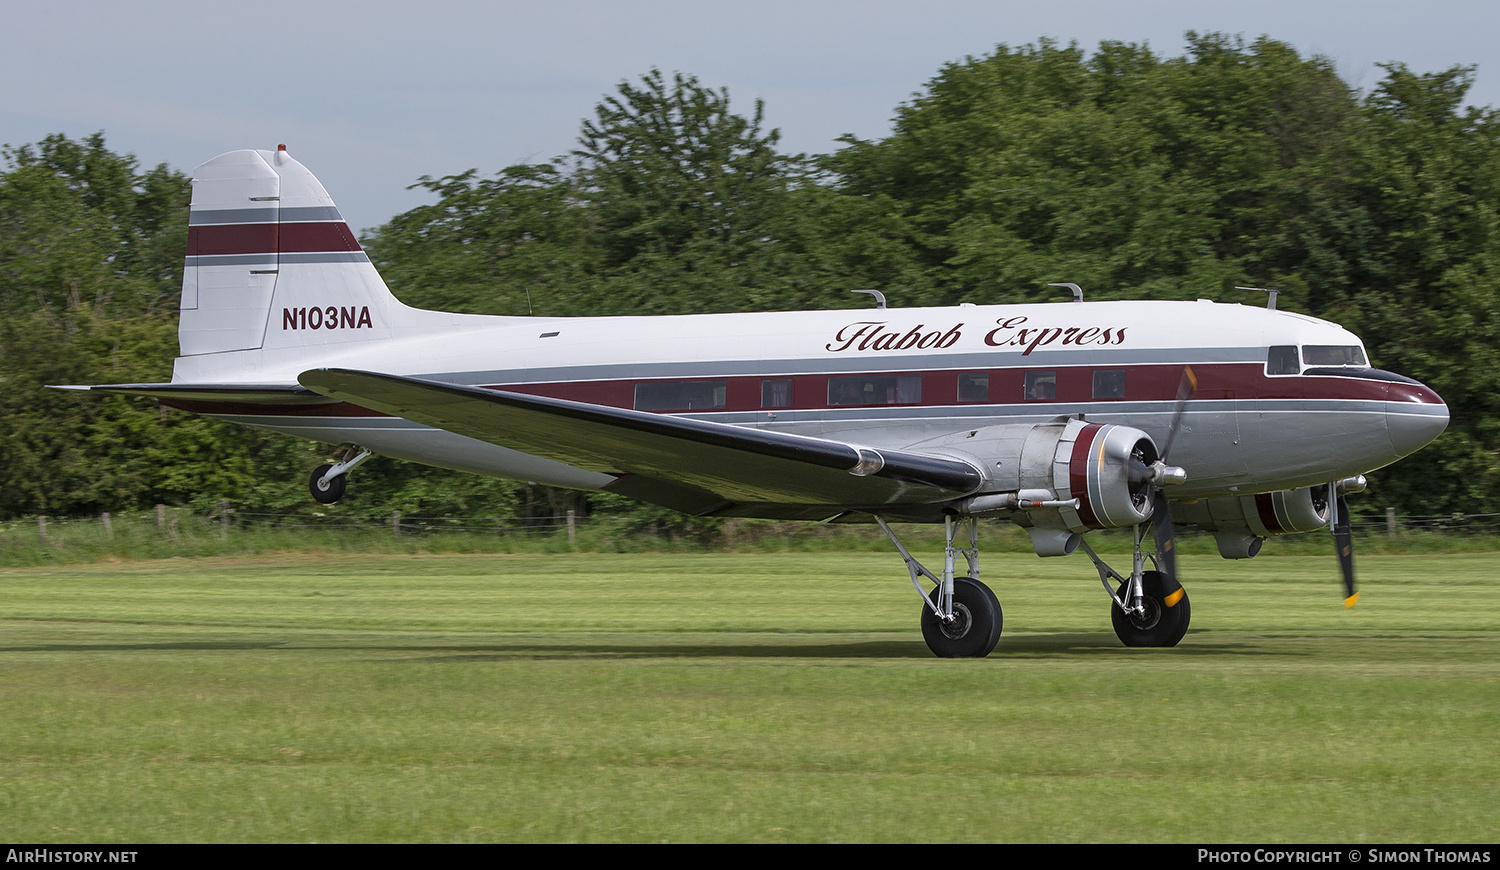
3,34,1497,525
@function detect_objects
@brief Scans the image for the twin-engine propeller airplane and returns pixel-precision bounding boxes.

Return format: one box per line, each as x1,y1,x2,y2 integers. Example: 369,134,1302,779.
57,147,1451,656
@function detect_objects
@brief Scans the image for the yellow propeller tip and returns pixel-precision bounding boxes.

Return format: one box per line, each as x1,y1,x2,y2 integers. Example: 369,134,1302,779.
1344,592,1360,608
1165,587,1185,607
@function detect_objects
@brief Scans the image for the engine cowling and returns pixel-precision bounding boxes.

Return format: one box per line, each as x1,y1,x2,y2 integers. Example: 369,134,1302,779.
1174,486,1332,558
1041,419,1159,532
917,417,1163,553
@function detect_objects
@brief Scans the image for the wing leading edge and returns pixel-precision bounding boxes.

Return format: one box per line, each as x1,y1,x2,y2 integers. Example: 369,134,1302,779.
297,368,984,514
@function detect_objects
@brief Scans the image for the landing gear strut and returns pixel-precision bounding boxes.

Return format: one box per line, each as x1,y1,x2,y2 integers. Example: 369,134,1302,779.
877,515,1002,658
309,445,372,504
1079,522,1191,647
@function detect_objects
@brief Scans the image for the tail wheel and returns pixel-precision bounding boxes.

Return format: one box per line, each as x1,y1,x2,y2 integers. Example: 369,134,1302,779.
921,577,1003,658
309,464,347,504
1111,570,1190,647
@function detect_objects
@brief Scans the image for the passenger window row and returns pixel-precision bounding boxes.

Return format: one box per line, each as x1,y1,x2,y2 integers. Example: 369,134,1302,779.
631,370,1131,411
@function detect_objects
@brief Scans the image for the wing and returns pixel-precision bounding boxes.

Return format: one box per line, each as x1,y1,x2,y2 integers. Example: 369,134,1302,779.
297,368,983,514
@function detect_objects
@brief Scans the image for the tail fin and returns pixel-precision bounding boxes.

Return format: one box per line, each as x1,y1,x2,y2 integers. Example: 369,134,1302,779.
180,146,404,357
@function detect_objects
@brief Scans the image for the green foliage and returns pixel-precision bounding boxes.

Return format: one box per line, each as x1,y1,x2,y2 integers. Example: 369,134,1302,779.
574,68,785,268
827,35,1371,307
366,164,599,316
366,69,925,318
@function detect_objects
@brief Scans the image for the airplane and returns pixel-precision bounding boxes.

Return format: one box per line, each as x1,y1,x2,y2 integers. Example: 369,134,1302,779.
56,146,1451,657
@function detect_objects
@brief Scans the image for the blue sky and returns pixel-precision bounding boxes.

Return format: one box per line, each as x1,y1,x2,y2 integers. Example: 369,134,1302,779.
3,0,1496,232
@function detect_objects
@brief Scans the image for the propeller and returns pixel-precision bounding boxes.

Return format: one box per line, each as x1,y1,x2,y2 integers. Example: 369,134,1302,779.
1158,365,1198,463
1123,366,1195,592
1330,481,1362,607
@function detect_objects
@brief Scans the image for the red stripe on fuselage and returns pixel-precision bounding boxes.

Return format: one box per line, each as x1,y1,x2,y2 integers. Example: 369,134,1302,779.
186,222,362,256
495,363,1415,408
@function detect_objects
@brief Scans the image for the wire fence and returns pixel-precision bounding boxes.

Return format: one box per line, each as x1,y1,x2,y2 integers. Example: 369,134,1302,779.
3,505,602,543
9,504,1500,546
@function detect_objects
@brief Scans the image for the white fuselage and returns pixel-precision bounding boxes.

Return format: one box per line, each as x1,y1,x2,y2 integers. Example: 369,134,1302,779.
167,298,1449,501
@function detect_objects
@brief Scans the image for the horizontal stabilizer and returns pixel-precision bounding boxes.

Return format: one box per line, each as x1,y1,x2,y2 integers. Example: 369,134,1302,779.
297,368,983,509
50,382,333,405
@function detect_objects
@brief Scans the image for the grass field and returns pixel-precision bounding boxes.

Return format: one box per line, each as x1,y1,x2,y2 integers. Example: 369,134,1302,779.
1,548,1497,842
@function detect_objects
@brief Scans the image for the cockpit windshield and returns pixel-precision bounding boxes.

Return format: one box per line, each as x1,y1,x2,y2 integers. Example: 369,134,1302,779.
1302,345,1368,367
1266,344,1369,375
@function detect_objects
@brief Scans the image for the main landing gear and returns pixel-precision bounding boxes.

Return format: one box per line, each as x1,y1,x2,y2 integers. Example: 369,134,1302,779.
877,512,1190,656
308,445,373,504
1079,521,1191,647
877,515,1002,658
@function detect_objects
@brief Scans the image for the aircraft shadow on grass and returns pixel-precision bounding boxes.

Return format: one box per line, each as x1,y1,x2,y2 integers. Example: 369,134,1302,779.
383,632,1260,661
0,633,1267,658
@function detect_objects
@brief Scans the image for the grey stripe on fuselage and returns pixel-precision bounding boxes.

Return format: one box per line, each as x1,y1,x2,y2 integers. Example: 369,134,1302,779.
188,206,346,225
183,251,371,267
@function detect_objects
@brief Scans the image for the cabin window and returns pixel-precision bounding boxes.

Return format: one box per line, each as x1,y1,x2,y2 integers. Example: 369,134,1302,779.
761,378,791,408
957,372,989,402
634,380,726,411
1302,345,1368,367
1024,370,1056,401
1266,345,1300,375
828,375,922,406
1092,369,1125,399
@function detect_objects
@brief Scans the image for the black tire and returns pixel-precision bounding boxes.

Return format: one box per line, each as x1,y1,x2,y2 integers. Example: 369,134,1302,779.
1111,570,1191,647
921,577,1003,658
309,464,347,504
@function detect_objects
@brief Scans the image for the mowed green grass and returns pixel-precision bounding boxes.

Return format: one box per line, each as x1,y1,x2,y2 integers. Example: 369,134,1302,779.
1,549,1496,843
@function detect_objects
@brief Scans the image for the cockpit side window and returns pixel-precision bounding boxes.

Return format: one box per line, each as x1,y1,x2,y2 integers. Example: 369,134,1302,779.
1302,345,1368,367
1266,345,1300,376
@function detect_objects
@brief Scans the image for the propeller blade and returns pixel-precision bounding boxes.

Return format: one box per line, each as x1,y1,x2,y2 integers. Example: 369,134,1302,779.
1333,492,1358,607
1136,366,1193,606
1158,366,1198,463
1152,489,1181,594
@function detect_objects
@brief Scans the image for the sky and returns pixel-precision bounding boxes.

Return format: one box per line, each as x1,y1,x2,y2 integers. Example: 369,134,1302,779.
3,0,1498,233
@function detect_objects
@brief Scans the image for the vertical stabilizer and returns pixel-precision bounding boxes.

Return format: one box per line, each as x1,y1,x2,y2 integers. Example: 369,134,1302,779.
179,146,403,357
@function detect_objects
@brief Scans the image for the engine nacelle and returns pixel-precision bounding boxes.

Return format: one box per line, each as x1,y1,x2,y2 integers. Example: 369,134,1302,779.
921,417,1162,550
1174,486,1332,558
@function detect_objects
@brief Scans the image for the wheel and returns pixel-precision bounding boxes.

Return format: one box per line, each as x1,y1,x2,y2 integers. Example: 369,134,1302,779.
309,463,347,504
921,576,1003,658
1111,570,1191,647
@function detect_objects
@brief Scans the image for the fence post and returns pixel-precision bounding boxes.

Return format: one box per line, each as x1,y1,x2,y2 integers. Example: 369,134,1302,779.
219,499,230,540
392,510,401,537
156,504,166,533
102,512,113,538
1386,507,1398,539
566,509,576,547
37,515,47,545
